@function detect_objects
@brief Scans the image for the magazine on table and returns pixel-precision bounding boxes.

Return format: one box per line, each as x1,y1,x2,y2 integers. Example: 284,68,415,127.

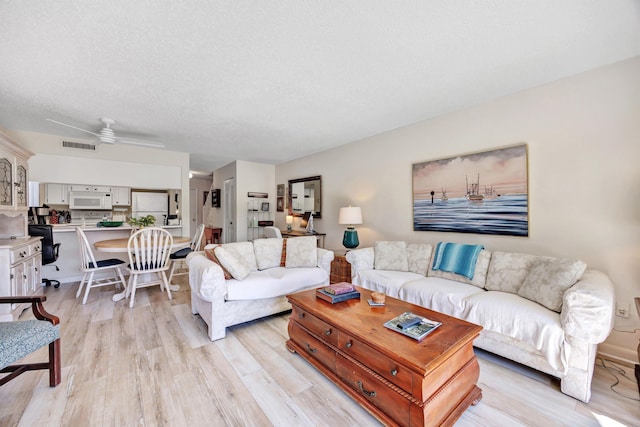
383,311,442,341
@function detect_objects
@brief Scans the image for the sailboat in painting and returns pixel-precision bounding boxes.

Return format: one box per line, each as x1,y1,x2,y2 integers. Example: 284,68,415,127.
465,174,483,201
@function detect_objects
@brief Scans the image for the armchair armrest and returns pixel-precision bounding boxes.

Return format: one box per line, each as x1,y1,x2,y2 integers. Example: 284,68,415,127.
186,252,227,302
317,248,334,274
0,296,59,325
345,247,374,282
560,269,615,344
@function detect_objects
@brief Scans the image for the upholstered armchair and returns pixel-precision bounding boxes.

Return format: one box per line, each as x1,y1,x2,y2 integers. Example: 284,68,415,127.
0,296,61,387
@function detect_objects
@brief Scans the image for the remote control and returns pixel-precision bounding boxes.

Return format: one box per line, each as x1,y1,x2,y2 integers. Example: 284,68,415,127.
397,316,421,330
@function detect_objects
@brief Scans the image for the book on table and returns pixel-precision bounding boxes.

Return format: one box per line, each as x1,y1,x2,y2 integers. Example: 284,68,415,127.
316,288,360,304
383,311,442,342
323,282,354,295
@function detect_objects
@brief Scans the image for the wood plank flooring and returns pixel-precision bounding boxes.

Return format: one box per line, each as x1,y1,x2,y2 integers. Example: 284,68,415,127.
1,278,639,426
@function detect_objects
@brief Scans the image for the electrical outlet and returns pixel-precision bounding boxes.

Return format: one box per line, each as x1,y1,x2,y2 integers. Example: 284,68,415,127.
615,302,631,318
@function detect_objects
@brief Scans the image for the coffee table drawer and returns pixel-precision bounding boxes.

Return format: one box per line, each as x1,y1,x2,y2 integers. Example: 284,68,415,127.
339,332,414,394
290,322,336,370
336,354,410,427
291,305,338,346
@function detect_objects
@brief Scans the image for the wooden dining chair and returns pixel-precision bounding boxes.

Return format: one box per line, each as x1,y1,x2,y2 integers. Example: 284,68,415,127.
126,227,173,308
167,223,205,284
76,228,128,304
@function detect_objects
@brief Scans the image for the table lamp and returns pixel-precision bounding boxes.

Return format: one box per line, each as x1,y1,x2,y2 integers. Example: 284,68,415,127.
339,206,362,249
286,215,293,231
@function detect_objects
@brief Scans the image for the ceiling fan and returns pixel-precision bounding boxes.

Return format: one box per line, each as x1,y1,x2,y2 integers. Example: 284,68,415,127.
46,117,165,148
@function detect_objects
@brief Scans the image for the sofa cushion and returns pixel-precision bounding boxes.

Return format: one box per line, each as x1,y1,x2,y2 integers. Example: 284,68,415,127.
406,243,433,276
486,251,540,293
214,246,250,280
220,241,258,271
356,269,424,298
518,257,587,312
465,291,567,372
253,238,284,270
427,250,491,288
374,241,408,271
285,236,317,268
204,248,232,280
225,267,328,300
399,277,485,318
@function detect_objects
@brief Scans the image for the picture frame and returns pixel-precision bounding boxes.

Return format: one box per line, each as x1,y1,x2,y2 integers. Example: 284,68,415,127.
211,189,221,208
248,192,268,198
277,184,285,197
412,144,528,237
261,202,270,211
277,197,284,212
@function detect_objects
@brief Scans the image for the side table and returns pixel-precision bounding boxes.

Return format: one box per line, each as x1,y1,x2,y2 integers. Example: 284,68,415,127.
330,250,351,284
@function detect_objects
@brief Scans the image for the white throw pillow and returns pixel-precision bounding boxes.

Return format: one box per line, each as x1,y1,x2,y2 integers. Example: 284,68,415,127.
253,238,284,270
485,251,541,294
374,241,409,271
285,236,317,268
427,250,491,288
214,246,251,280
517,257,587,312
406,243,432,276
220,241,258,271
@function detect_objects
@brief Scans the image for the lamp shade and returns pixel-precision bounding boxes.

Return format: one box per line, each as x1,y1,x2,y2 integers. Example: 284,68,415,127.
285,215,293,224
338,206,362,225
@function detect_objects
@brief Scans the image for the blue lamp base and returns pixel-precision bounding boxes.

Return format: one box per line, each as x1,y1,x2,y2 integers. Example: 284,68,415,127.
342,227,359,249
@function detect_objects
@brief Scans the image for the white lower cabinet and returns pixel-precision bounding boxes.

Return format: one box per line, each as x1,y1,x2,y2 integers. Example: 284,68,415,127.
0,237,43,320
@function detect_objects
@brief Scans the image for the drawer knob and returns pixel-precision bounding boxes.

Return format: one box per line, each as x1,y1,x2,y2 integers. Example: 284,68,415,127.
391,369,398,376
357,381,376,397
324,329,331,336
345,341,352,348
298,313,305,319
305,343,317,354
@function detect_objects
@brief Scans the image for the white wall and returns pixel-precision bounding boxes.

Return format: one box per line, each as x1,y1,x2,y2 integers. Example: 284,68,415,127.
276,56,640,363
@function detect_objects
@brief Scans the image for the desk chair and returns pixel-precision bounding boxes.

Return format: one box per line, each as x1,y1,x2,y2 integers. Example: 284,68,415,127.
28,224,60,288
168,224,205,284
0,296,61,387
126,227,173,308
264,226,282,238
76,228,128,305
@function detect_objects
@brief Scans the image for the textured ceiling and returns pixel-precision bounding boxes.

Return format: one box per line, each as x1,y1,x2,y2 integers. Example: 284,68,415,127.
1,1,639,173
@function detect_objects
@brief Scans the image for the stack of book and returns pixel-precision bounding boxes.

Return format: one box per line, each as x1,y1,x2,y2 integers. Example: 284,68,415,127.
316,282,360,304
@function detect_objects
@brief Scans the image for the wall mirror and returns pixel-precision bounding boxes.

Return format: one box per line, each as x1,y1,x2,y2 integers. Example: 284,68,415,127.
288,175,321,218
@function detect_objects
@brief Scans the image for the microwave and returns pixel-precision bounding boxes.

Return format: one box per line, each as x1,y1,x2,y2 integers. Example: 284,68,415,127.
69,191,113,210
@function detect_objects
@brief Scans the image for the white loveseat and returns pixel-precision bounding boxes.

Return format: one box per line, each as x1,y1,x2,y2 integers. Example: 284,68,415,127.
186,236,333,341
346,241,615,403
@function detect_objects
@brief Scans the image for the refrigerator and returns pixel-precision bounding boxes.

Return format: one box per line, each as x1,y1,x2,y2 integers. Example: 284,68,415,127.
131,192,168,224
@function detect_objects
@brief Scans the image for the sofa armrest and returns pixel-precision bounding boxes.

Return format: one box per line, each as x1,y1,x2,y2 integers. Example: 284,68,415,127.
186,252,227,302
317,248,334,274
345,247,374,282
560,269,615,344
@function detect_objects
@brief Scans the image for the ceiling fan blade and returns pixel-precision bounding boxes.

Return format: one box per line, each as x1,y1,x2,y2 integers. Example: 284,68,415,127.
115,136,166,148
46,119,100,137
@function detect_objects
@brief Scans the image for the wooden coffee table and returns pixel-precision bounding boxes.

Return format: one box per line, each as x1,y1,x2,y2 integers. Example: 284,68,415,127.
286,286,483,427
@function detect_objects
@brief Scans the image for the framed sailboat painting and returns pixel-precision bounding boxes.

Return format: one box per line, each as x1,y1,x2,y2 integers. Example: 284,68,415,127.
412,144,529,236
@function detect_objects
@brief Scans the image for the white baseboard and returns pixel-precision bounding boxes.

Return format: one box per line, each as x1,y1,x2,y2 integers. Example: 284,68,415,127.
598,342,638,367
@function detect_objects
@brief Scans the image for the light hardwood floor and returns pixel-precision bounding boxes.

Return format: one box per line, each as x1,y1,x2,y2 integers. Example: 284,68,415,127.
1,278,638,427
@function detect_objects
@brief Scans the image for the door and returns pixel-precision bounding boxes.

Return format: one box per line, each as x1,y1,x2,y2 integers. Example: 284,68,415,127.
189,188,198,238
224,178,235,243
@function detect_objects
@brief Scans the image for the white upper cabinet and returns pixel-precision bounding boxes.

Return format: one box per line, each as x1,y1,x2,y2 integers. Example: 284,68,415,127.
44,183,69,205
112,187,131,206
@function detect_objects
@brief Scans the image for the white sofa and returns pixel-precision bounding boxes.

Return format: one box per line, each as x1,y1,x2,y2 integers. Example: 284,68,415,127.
186,236,333,341
346,241,615,403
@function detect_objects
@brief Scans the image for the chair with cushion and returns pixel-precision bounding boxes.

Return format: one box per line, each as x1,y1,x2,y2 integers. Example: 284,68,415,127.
76,227,128,305
28,224,61,288
263,226,282,238
0,296,61,387
168,223,205,284
126,227,173,308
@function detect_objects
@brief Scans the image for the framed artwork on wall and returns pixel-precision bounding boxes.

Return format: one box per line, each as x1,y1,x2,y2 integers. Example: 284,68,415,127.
277,184,285,197
412,144,529,237
277,197,284,212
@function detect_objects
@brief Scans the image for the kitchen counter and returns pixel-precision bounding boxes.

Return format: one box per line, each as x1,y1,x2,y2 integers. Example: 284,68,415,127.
51,224,183,233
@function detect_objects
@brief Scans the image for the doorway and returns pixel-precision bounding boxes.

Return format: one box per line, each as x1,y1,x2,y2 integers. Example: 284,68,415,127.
224,177,236,243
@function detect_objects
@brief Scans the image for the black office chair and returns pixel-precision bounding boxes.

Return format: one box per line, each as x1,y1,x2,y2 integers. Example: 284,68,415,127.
28,224,61,288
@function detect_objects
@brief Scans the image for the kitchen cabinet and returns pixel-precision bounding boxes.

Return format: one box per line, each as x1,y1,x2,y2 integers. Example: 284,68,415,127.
45,183,69,205
112,186,131,206
69,184,112,192
0,236,43,321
